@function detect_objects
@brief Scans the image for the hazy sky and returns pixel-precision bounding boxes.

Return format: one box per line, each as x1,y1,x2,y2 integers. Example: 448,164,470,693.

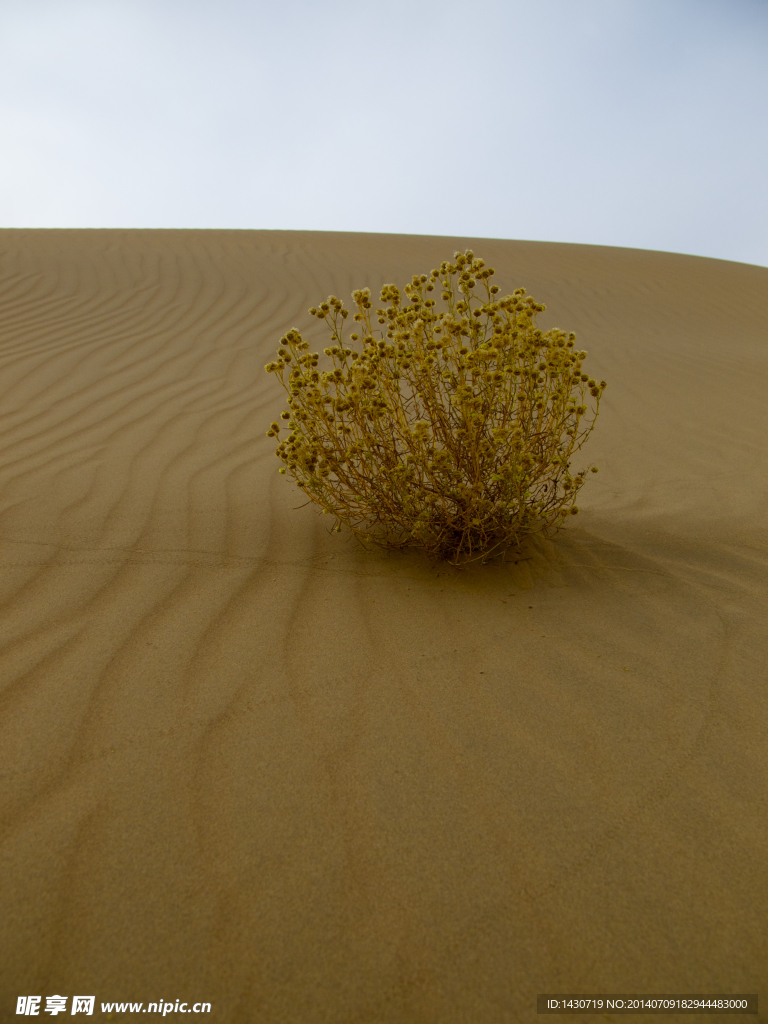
1,0,766,266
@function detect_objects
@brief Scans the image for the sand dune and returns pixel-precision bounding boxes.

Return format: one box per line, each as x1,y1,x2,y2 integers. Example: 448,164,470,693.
1,229,766,1023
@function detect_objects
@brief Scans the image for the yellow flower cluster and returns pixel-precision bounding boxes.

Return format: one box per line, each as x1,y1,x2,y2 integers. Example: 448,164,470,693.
265,251,606,564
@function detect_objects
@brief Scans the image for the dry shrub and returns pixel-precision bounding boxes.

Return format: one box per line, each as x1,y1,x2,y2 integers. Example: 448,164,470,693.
265,250,606,565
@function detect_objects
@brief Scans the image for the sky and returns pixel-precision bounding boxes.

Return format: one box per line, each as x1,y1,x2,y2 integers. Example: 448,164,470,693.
0,0,766,267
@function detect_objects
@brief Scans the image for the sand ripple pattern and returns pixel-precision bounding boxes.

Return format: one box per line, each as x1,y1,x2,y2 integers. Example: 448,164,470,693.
0,230,766,1022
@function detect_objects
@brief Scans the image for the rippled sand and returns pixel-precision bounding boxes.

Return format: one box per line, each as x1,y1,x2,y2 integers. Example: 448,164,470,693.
1,230,766,1022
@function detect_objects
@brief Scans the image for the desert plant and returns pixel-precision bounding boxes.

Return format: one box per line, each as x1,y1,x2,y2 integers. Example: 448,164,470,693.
264,250,606,565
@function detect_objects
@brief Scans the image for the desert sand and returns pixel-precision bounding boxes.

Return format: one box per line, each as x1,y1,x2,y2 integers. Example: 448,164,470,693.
0,229,766,1023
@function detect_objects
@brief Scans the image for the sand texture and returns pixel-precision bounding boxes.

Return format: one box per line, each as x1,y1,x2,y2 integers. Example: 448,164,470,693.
1,229,766,1023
